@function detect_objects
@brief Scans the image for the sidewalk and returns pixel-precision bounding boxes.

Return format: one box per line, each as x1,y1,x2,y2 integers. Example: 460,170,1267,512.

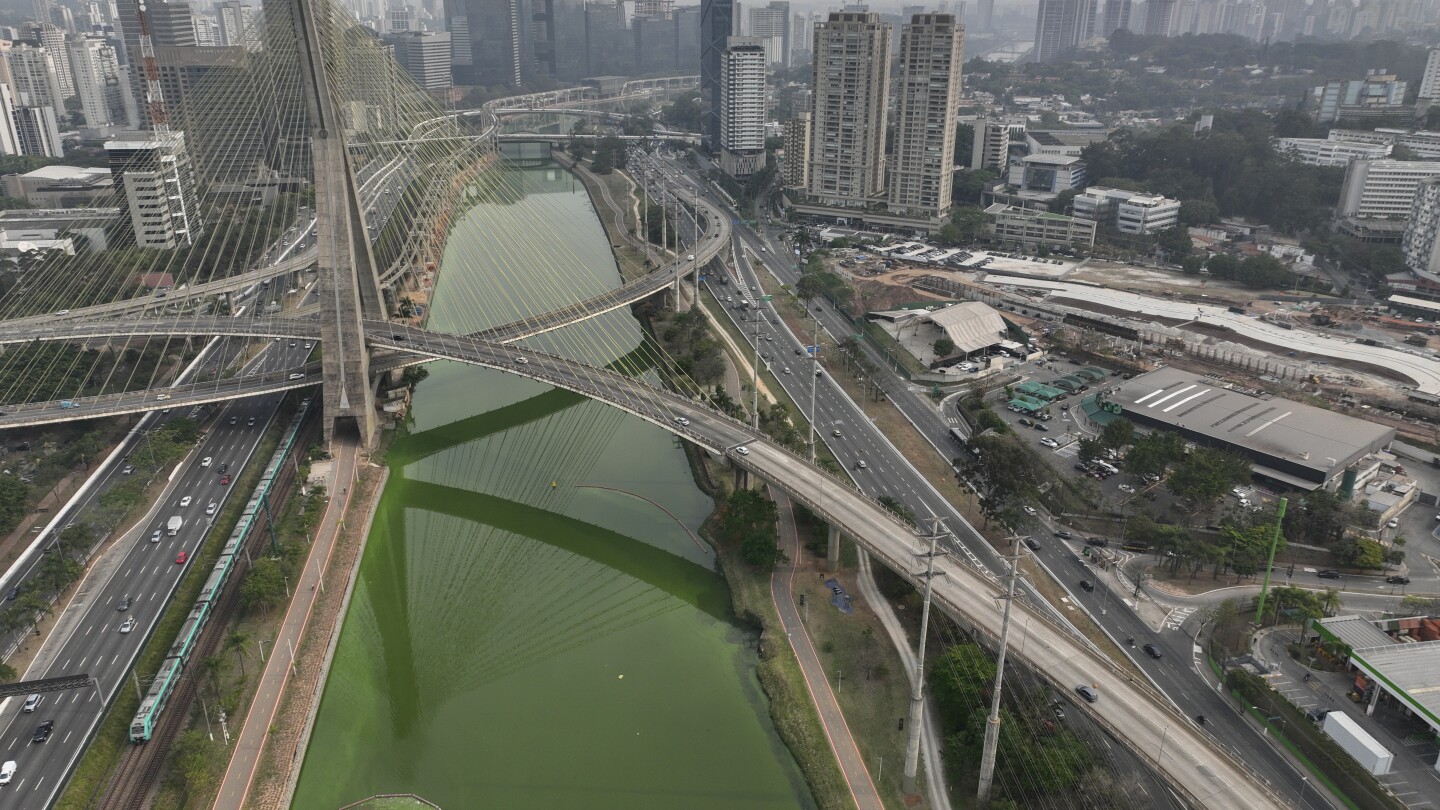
769,489,884,810
212,438,361,810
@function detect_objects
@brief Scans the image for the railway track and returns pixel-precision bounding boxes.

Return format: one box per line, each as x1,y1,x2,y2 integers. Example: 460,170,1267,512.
93,538,251,810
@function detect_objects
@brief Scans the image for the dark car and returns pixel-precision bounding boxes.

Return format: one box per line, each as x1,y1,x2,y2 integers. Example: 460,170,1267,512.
1018,417,1033,427
1317,570,1341,579
1086,537,1109,547
229,416,238,425
31,720,53,743
1033,423,1049,432
1305,708,1329,722
116,596,131,612
1054,530,1073,539
1142,643,1163,659
1024,538,1042,551
218,463,228,474
1079,580,1095,592
1386,575,1410,584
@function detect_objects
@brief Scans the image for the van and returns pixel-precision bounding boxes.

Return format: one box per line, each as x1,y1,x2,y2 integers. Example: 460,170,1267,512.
22,694,39,713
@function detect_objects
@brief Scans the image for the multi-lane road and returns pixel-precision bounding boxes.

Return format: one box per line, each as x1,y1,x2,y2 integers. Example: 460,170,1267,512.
0,338,315,807
627,152,1333,808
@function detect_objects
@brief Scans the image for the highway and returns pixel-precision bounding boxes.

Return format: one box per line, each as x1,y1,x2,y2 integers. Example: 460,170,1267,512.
0,340,315,808
629,152,1326,807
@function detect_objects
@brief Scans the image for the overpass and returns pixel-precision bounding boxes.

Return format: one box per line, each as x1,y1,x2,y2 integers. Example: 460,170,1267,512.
355,324,1286,810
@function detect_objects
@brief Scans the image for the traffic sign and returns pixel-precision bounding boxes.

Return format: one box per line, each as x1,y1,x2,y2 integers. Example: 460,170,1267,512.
806,345,819,354
762,295,773,301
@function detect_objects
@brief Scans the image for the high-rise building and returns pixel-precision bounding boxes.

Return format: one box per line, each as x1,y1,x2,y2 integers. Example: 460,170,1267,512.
33,25,73,98
977,0,993,30
13,105,63,156
1403,176,1440,276
445,0,533,87
889,13,964,220
49,5,76,33
700,0,735,150
1101,0,1131,35
807,11,890,208
747,1,789,66
68,35,125,130
1419,48,1440,105
1033,0,1094,63
0,85,21,156
106,130,200,248
193,16,219,46
6,44,64,112
114,0,195,128
1337,159,1440,220
635,0,672,18
390,30,451,92
1143,0,1175,34
971,119,1010,170
388,3,416,32
782,112,809,188
217,1,261,50
718,36,766,178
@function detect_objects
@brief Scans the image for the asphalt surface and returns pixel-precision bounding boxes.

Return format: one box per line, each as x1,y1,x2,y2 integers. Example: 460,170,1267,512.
633,153,1334,808
0,336,316,807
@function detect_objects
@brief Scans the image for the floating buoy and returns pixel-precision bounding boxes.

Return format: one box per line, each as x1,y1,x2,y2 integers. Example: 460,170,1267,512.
551,481,557,489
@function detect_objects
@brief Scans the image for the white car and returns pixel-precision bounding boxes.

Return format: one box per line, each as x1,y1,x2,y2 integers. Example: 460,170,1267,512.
674,416,690,427
179,496,192,508
735,446,750,456
1118,484,1135,494
1386,518,1399,528
155,394,170,401
119,618,135,634
1040,437,1059,448
206,502,218,516
513,357,529,365
1022,506,1038,516
201,457,212,468
0,760,14,785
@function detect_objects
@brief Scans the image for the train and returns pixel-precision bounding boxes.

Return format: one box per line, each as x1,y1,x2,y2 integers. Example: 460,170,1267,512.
129,398,314,743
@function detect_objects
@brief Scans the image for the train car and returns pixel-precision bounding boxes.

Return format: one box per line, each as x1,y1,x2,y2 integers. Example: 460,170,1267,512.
130,654,185,742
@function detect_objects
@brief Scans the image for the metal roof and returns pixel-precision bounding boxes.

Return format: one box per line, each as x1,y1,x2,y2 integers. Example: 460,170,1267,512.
1351,640,1440,730
926,302,1008,355
1319,615,1396,651
1109,367,1394,480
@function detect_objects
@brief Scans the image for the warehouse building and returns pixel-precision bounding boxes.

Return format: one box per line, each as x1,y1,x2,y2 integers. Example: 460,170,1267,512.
1103,367,1395,490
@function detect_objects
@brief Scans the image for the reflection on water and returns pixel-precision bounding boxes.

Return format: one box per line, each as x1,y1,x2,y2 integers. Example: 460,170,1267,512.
292,165,812,809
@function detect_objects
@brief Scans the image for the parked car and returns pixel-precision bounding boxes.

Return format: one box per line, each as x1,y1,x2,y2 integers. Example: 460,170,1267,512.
1022,506,1038,516
1386,575,1410,584
1040,437,1059,449
1086,537,1109,547
1317,570,1341,579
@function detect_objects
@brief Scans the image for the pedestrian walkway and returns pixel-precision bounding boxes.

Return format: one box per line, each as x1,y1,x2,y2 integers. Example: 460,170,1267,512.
212,439,360,810
769,489,884,810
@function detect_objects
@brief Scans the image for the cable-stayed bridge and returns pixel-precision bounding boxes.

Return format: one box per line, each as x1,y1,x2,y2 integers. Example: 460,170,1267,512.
0,0,1285,805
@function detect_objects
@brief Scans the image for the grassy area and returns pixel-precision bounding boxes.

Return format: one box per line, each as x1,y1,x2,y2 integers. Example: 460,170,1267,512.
342,796,442,810
54,406,292,810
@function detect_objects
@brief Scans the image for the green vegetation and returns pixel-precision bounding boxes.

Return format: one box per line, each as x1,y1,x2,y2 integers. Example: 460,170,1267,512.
0,342,179,404
715,489,785,569
652,306,725,385
587,135,629,175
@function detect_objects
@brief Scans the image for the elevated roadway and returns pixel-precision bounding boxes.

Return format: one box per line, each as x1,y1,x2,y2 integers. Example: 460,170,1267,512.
362,323,1286,809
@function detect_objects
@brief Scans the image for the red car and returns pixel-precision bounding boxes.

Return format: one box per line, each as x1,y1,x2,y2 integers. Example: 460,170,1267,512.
175,551,188,565
219,475,230,485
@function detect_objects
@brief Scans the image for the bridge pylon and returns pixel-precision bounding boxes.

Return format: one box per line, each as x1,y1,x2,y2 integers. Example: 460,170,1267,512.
291,0,386,447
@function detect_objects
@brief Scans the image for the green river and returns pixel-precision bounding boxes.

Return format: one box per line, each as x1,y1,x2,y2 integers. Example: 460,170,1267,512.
292,164,812,809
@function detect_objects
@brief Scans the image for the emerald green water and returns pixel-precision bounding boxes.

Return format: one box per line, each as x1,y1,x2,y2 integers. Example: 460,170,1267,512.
292,165,812,809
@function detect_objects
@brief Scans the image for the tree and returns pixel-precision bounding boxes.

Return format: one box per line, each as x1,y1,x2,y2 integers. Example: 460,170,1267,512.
718,489,785,569
1122,431,1185,478
1098,418,1134,451
1338,538,1385,570
226,630,249,678
171,730,219,793
1166,447,1250,513
0,476,28,536
0,663,15,684
936,205,989,245
1155,225,1193,259
933,337,956,357
240,558,287,614
1206,252,1240,280
1180,255,1205,274
1048,188,1078,215
1076,437,1104,464
1179,199,1220,226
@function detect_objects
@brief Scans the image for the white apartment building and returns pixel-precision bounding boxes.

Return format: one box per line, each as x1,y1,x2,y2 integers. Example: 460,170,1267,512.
68,36,124,131
1404,177,1440,276
1275,136,1390,166
971,119,1010,171
806,12,890,208
719,36,766,179
887,13,963,220
217,1,260,49
105,131,201,248
986,203,1096,248
1072,186,1181,234
1337,159,1440,220
0,86,20,156
1328,128,1440,161
1420,48,1440,103
34,25,72,99
6,44,64,112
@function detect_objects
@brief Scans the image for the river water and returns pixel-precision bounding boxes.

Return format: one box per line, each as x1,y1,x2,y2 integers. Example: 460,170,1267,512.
292,164,812,809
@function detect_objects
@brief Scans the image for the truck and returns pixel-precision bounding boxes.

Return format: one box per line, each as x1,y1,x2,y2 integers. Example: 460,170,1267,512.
166,516,183,536
1322,711,1393,775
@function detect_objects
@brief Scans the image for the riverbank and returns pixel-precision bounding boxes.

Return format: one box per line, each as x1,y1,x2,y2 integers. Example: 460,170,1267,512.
569,146,863,810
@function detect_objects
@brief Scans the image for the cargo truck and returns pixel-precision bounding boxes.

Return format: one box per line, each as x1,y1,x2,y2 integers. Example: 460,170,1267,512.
166,516,183,536
1322,711,1393,775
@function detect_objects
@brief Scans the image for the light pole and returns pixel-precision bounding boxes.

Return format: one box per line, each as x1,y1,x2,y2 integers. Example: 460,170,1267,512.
976,534,1022,806
258,638,269,662
903,519,948,796
1152,724,1171,767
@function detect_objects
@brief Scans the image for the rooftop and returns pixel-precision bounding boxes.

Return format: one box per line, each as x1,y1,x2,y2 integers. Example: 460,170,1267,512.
1017,153,1084,167
1353,641,1440,728
1320,615,1397,651
21,166,111,181
1108,367,1395,481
